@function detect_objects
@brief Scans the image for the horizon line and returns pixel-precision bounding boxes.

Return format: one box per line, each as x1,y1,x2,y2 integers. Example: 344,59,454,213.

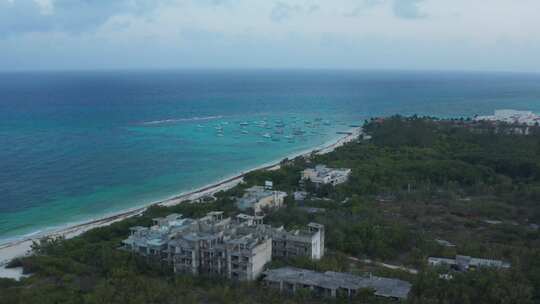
0,67,539,76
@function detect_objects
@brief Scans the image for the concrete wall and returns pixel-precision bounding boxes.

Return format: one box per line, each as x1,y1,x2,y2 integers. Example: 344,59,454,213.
250,238,273,280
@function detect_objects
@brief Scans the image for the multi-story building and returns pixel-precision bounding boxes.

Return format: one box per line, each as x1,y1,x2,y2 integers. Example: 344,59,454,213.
236,185,287,213
301,165,351,186
269,223,324,260
122,212,324,281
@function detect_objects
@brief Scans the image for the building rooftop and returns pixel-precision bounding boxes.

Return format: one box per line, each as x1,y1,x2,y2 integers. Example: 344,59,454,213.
309,165,350,177
428,255,511,269
237,186,286,210
263,267,411,299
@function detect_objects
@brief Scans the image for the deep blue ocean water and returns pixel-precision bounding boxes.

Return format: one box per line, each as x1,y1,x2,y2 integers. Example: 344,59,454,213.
1,70,540,243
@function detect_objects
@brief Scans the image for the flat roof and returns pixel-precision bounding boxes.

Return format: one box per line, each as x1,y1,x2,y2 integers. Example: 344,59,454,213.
263,267,411,299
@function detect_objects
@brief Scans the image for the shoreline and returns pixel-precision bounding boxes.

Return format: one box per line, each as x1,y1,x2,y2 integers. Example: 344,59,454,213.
0,127,361,278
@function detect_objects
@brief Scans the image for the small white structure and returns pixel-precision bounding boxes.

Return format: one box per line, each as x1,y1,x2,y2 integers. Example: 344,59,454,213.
475,109,540,126
265,181,273,190
302,165,351,186
428,255,510,272
237,186,287,213
434,239,456,248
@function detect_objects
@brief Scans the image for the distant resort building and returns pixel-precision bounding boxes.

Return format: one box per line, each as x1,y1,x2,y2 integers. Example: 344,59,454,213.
301,165,351,186
236,184,287,213
428,255,510,272
263,267,411,300
122,212,324,281
475,109,540,126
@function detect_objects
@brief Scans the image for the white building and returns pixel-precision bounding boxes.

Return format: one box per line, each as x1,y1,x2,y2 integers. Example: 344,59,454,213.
302,165,351,186
475,109,540,126
236,185,287,213
428,255,510,272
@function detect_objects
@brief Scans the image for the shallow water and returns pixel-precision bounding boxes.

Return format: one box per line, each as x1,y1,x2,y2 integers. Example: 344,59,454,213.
1,69,540,242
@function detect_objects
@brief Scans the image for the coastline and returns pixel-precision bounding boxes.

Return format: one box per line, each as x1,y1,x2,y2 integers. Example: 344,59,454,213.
0,127,361,279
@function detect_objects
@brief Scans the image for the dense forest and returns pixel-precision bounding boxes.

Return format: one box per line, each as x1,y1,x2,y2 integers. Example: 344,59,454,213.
1,116,539,304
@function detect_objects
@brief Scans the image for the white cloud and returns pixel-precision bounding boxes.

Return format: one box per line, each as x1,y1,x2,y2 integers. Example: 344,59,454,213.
392,0,426,19
34,0,54,15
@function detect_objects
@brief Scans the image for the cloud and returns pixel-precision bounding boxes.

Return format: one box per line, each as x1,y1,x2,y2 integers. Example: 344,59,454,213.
345,0,426,19
344,0,384,17
392,0,427,19
0,0,167,36
1,0,539,72
270,1,319,22
194,0,237,6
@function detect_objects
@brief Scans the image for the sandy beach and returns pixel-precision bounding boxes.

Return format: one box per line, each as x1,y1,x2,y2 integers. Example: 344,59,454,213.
0,127,361,279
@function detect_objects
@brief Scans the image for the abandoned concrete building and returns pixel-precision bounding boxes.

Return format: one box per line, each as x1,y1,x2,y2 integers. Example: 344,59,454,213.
236,185,287,213
428,255,511,271
122,212,324,281
301,165,351,186
263,267,411,300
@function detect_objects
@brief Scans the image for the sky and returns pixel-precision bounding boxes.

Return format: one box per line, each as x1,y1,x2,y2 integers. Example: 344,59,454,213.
0,0,539,72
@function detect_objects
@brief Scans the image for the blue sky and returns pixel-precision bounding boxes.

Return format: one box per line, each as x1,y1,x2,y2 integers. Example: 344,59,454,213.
0,0,539,72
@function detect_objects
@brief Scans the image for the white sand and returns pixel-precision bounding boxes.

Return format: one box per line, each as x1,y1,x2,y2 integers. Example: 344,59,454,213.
0,127,362,280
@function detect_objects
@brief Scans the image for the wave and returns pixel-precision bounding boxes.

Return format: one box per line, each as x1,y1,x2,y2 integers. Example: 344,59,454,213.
141,115,224,125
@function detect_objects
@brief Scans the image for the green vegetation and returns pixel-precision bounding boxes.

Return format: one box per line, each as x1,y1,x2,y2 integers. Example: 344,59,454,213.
1,116,539,303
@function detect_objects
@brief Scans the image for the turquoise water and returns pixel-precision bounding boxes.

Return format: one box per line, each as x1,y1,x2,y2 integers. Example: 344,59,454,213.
1,70,540,243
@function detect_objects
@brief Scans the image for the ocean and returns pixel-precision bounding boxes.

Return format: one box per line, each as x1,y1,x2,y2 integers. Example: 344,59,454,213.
1,69,540,243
